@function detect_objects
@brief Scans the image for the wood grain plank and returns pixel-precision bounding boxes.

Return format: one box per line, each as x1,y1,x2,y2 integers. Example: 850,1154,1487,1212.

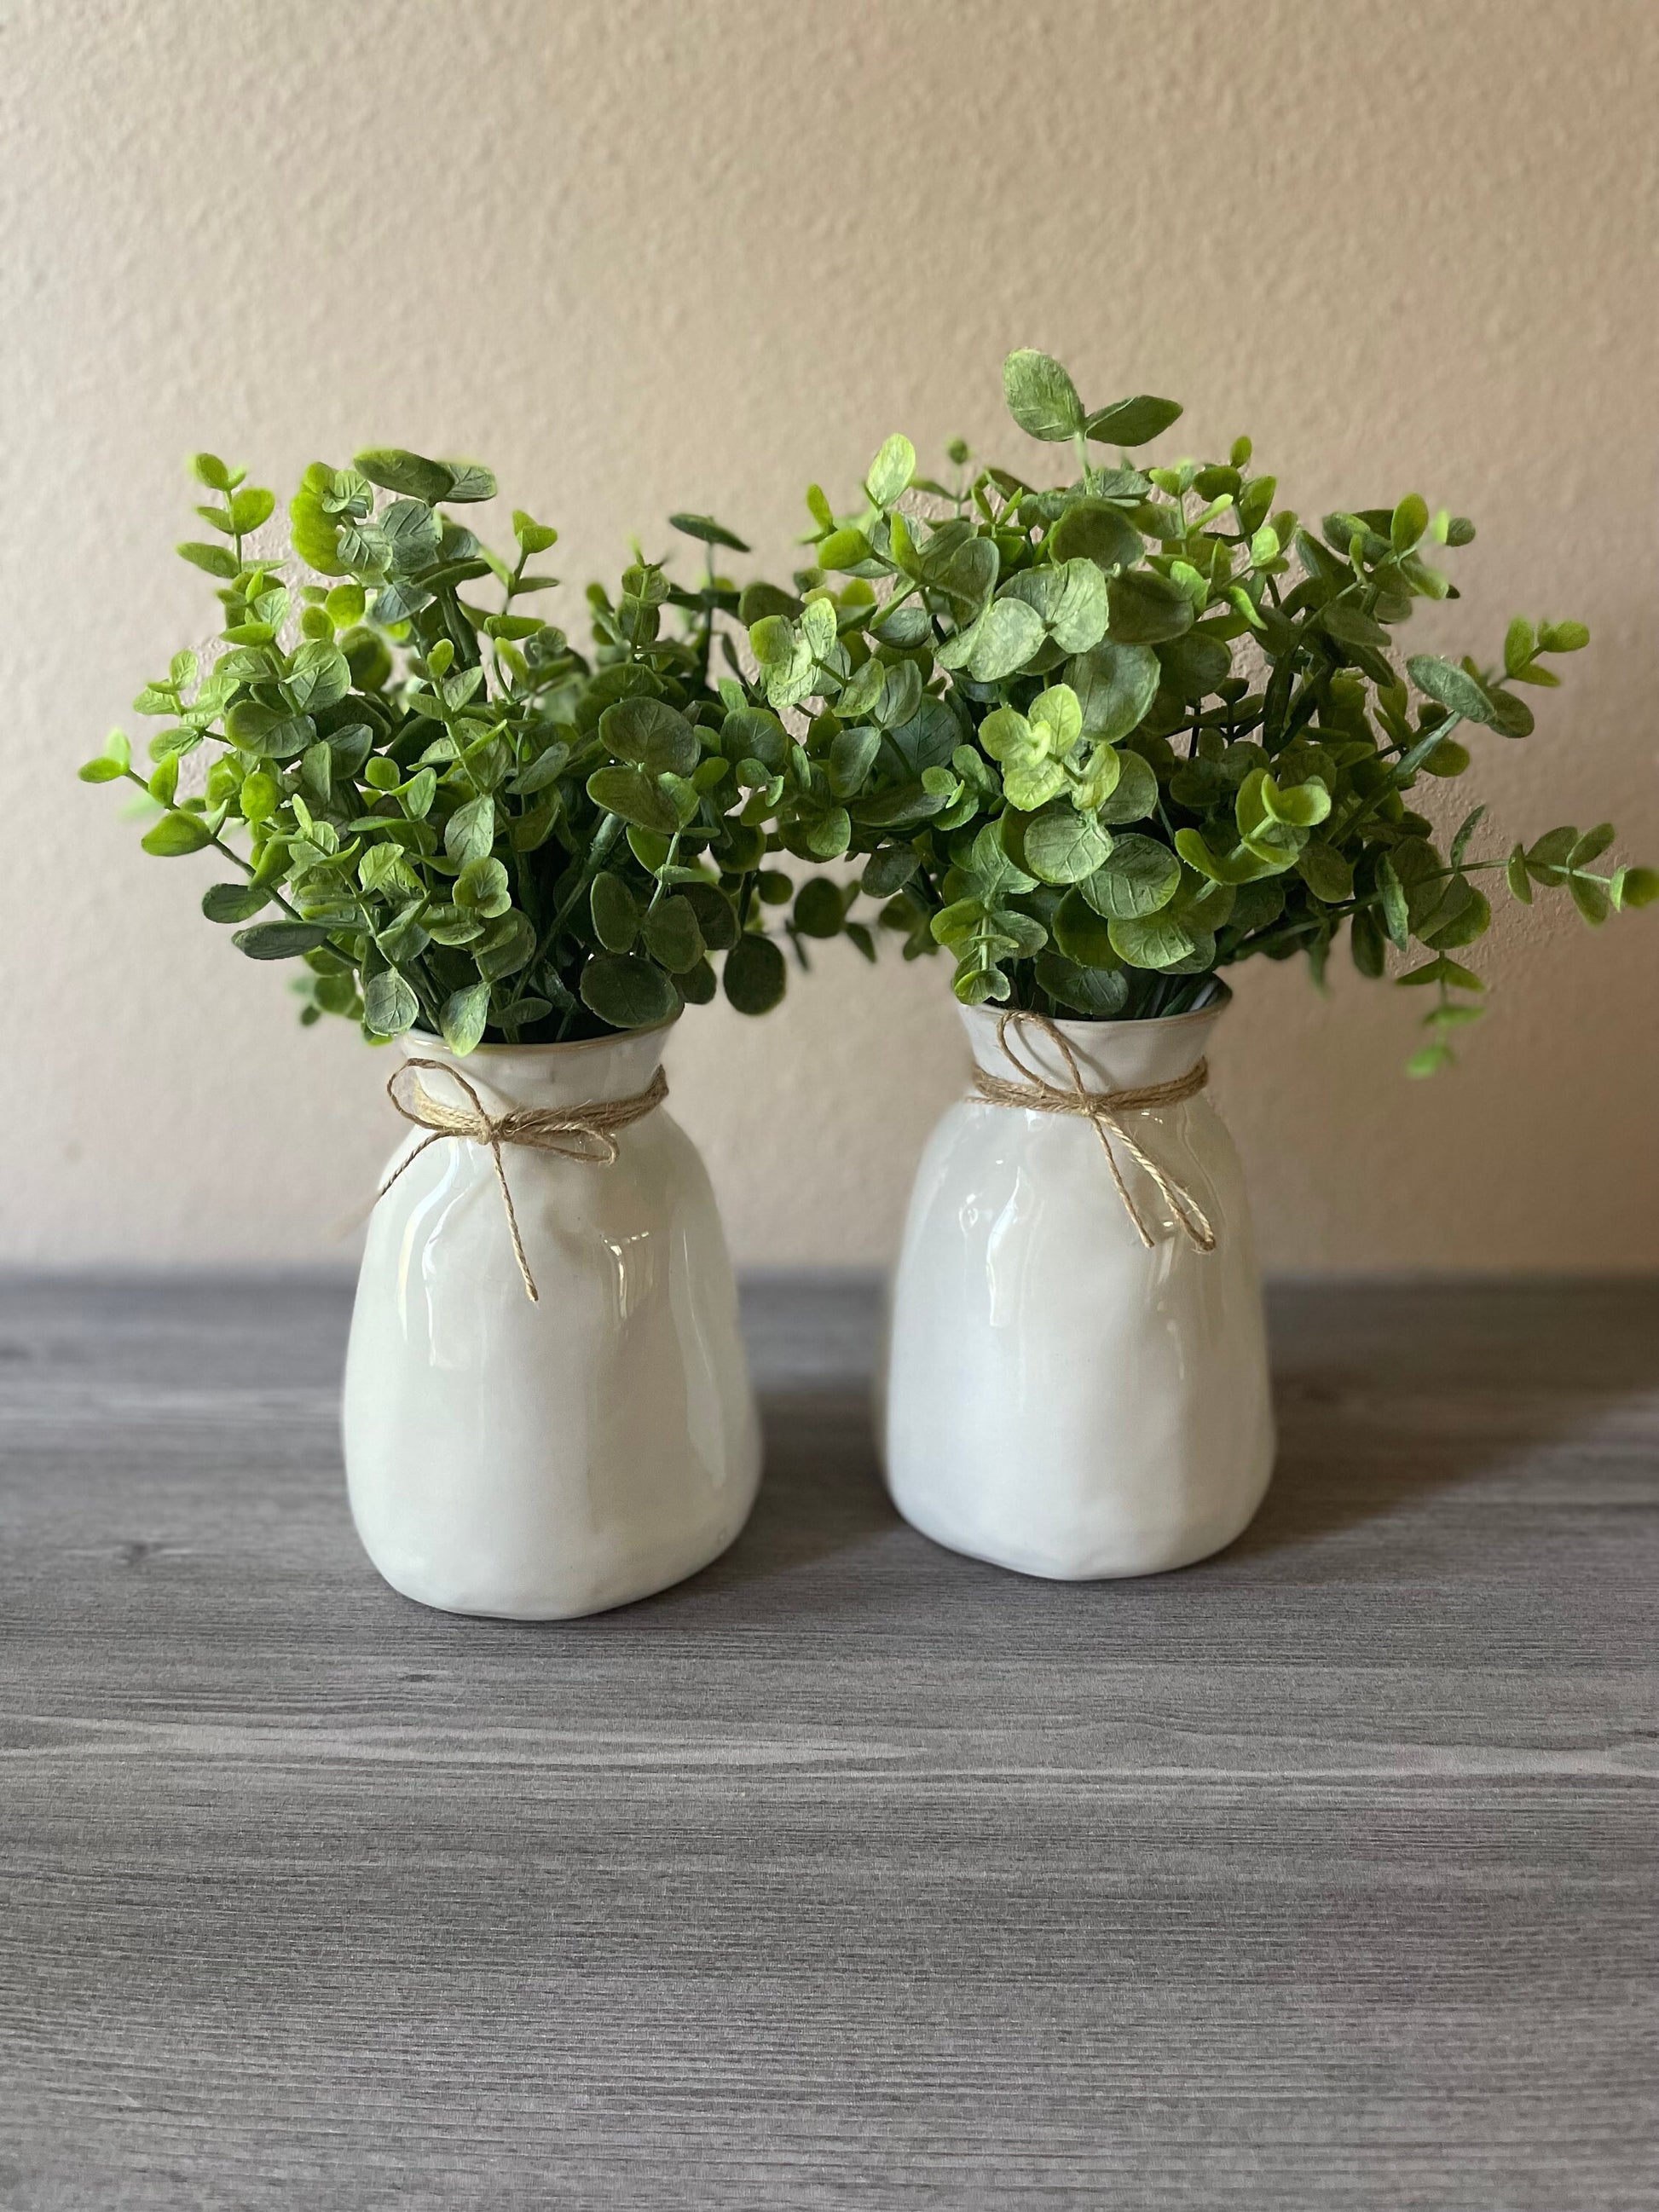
2,1273,1656,2210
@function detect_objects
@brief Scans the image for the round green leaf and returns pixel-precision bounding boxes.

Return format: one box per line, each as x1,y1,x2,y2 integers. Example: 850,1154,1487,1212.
1096,748,1159,824
1052,888,1120,968
865,434,916,507
585,765,681,836
640,894,704,973
1035,951,1130,1018
1080,834,1182,919
202,881,273,924
1107,570,1194,645
600,696,699,777
141,811,214,857
579,954,680,1031
1048,499,1143,572
1107,912,1199,970
1024,803,1113,886
363,968,421,1037
590,871,639,953
440,981,490,1056
1066,641,1160,745
794,878,846,939
722,932,787,1015
960,597,1047,682
1003,351,1085,442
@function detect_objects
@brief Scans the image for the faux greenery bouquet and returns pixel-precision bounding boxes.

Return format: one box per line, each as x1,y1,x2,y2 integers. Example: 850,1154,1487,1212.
748,351,1655,1070
81,448,812,1054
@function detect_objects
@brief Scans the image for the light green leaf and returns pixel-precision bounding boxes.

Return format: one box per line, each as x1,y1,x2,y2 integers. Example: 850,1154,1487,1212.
1081,834,1182,919
363,969,421,1036
865,434,916,507
1107,911,1198,968
441,981,490,1055
1066,641,1160,743
1024,803,1113,886
141,811,214,857
1003,349,1085,442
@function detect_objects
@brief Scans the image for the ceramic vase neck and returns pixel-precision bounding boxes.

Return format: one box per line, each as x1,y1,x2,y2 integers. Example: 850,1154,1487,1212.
394,1021,674,1117
957,990,1229,1093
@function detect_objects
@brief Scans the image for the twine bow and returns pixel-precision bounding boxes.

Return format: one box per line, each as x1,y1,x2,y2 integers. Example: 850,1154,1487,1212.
970,1010,1217,1254
377,1056,668,1302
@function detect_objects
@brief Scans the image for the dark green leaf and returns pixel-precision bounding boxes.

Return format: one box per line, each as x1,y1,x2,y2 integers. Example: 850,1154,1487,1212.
579,954,680,1031
1084,396,1183,446
354,448,453,503
234,920,334,960
723,932,788,1015
669,512,749,552
201,881,272,923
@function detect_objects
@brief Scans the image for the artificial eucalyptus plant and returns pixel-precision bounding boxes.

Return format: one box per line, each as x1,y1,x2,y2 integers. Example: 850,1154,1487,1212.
81,448,812,1052
745,351,1655,1070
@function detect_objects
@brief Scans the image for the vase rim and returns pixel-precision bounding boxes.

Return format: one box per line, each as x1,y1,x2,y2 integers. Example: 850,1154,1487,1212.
961,980,1232,1037
405,1012,681,1061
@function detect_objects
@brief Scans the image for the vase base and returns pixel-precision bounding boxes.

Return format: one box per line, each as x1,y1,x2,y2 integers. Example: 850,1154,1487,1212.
359,1507,754,1622
889,1475,1272,1583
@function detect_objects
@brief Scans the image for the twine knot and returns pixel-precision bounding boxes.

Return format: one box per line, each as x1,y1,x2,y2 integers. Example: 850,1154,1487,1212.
969,1010,1217,1254
377,1055,669,1302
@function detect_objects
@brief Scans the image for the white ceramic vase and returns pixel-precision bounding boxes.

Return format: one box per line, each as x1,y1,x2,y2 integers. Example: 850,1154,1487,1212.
342,1023,760,1620
883,992,1274,1580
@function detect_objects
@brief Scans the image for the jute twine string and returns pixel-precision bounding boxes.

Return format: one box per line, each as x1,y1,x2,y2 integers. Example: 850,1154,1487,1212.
970,1010,1217,1254
378,1055,668,1303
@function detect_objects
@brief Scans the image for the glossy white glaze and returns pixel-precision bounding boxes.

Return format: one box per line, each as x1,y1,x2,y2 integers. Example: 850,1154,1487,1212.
342,1024,760,1619
883,993,1274,1580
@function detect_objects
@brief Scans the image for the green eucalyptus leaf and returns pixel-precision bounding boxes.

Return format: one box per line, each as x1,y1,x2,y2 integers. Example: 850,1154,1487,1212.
1003,349,1085,442
580,954,680,1031
1107,911,1198,969
141,811,214,857
1024,803,1113,886
722,932,788,1015
865,434,916,507
234,920,334,960
441,981,491,1055
639,894,704,973
1084,396,1183,446
201,881,272,924
355,448,453,503
586,765,681,835
1080,834,1182,919
1107,570,1194,644
591,871,639,953
363,968,421,1036
1035,951,1130,1017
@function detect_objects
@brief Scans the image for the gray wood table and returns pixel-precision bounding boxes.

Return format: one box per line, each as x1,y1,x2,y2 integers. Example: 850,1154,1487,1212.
3,1273,1656,2211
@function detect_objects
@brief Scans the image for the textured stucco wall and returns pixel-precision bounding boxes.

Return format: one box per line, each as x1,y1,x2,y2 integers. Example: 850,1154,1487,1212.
3,0,1656,1270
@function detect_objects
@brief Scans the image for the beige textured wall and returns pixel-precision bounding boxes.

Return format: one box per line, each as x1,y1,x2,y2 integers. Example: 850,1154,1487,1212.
3,0,1656,1271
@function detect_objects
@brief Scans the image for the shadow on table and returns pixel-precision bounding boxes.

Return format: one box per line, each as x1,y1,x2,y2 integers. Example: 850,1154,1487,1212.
1223,1276,1659,1562
697,1382,899,1588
